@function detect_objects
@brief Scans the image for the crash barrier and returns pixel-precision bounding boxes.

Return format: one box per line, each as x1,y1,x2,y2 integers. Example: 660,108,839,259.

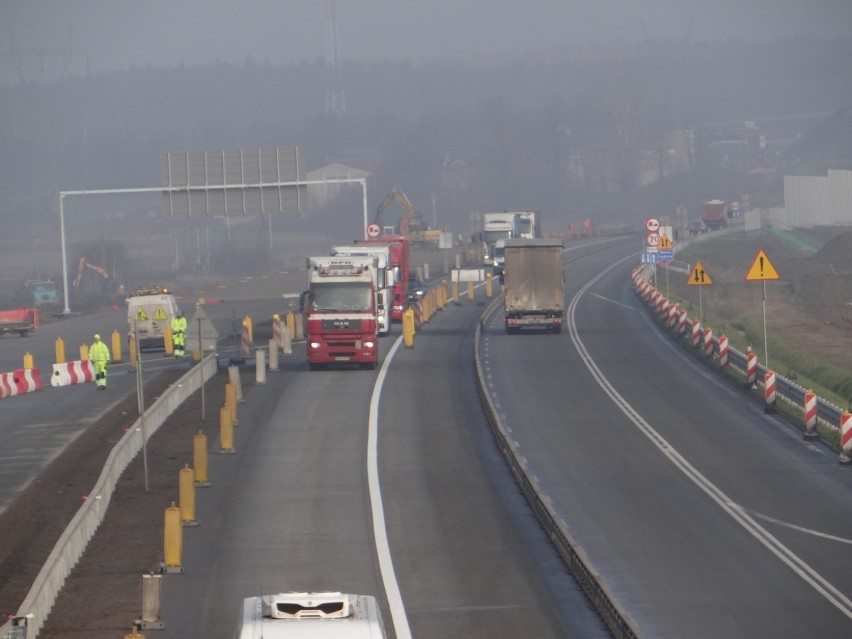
0,354,219,639
631,265,850,456
0,368,44,398
473,296,642,639
50,360,95,387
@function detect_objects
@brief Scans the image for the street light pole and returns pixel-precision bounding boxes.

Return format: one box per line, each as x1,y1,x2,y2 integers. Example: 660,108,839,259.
134,322,150,493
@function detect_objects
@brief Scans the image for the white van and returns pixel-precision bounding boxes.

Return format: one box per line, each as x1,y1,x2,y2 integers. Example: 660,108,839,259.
126,285,180,351
235,592,386,638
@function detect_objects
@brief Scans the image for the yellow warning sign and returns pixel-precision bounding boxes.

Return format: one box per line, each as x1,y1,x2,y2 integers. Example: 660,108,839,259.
135,308,148,321
745,249,780,281
153,306,168,320
687,261,712,286
659,234,673,250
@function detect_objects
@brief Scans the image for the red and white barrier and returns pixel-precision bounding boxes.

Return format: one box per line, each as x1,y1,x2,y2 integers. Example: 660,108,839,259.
803,390,817,439
272,317,283,352
0,372,18,398
0,368,44,398
840,412,852,464
691,319,701,347
50,360,95,387
703,327,713,358
746,350,758,388
240,323,250,358
764,370,777,413
677,308,687,334
667,303,678,329
718,335,729,368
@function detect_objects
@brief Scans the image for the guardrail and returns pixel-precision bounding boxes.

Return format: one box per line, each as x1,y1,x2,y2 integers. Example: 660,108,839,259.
474,297,642,639
632,264,846,443
0,354,219,639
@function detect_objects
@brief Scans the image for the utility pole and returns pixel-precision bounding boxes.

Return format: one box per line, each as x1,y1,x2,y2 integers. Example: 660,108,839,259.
325,0,346,115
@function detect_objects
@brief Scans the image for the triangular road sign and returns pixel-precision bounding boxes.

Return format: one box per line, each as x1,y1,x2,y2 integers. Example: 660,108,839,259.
184,305,221,353
745,250,780,281
153,306,168,320
687,261,713,286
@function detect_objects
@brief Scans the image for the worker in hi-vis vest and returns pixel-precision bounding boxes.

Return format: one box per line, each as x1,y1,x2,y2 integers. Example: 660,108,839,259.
170,310,187,357
89,334,111,390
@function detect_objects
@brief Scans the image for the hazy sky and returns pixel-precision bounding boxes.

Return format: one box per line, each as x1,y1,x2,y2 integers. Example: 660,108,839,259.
2,0,851,82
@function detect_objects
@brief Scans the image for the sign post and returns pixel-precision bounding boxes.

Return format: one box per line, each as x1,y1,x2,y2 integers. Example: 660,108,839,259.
745,249,780,370
686,260,713,325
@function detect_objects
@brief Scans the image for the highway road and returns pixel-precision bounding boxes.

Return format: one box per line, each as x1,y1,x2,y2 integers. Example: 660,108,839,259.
480,240,852,637
158,275,609,638
7,238,852,638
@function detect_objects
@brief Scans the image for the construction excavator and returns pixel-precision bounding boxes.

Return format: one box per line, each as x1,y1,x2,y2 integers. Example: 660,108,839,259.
73,257,122,295
373,186,442,249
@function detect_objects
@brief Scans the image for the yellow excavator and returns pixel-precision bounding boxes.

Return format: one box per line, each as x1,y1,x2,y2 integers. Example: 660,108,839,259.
374,186,441,249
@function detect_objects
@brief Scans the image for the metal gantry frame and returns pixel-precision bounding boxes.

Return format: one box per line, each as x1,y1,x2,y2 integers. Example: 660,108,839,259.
58,178,369,314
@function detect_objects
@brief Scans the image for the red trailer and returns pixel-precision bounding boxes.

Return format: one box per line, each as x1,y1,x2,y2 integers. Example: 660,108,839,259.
0,308,40,337
355,235,410,322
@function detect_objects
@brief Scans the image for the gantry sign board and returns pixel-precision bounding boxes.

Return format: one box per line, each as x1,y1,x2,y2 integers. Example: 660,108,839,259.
160,146,307,217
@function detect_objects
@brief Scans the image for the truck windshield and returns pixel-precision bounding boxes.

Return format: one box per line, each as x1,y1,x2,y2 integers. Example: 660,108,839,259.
311,282,373,312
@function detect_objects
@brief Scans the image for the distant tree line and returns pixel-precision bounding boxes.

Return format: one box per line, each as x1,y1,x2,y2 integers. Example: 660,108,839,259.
1,35,850,237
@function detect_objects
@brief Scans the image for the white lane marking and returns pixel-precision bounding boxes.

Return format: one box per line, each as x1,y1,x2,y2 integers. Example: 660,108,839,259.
587,291,637,310
569,257,852,620
368,336,413,639
739,506,852,545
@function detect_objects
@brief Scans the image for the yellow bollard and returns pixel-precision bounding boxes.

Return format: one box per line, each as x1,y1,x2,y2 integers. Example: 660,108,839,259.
452,281,459,304
79,343,89,361
111,330,122,363
219,405,235,453
55,337,66,364
23,352,34,370
129,336,138,370
243,315,253,343
164,325,174,356
403,308,415,349
286,312,296,340
486,273,493,298
124,626,145,638
194,431,209,486
225,382,238,425
179,464,198,526
162,502,183,572
467,280,474,301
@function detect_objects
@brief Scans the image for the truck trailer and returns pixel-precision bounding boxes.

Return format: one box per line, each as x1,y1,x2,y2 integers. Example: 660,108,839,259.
354,235,410,322
0,308,40,337
331,245,394,337
502,239,565,334
700,199,729,230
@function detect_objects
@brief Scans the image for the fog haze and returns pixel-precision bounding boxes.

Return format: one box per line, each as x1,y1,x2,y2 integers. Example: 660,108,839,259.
2,0,851,82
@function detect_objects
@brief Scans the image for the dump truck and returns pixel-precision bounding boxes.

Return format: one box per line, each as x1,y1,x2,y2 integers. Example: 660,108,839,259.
0,308,39,337
502,239,564,334
700,199,728,230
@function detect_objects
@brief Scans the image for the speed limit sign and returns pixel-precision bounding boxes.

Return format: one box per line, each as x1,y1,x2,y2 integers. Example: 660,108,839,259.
367,223,381,238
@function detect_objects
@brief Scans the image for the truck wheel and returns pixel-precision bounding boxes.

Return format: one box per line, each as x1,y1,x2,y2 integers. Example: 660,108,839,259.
308,362,324,371
19,331,28,337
